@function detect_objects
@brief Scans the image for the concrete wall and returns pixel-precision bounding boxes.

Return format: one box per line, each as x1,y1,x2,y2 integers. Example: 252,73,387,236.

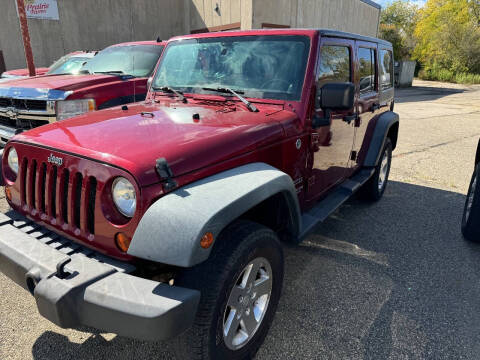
1,0,380,70
252,0,380,36
0,0,185,70
186,0,253,32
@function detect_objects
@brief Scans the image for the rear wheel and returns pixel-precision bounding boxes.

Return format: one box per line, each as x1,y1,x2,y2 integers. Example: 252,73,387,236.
462,164,480,241
360,138,393,201
171,220,284,360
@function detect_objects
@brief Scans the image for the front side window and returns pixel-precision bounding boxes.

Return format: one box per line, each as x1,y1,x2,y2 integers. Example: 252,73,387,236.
152,35,311,101
379,50,394,90
81,45,164,77
358,47,376,94
317,45,351,86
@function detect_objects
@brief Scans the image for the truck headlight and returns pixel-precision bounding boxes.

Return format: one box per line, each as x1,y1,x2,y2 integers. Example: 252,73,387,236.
7,147,19,175
112,177,136,217
56,99,96,121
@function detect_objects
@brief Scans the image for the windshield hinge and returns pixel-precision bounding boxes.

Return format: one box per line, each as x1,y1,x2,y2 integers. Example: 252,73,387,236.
156,158,177,191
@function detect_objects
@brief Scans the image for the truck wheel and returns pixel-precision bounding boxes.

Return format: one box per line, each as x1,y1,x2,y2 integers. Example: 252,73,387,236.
360,138,392,201
171,220,284,360
462,164,480,241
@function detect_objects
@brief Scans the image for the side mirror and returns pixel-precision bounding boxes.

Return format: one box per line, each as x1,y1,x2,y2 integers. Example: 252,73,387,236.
147,76,153,90
313,82,355,128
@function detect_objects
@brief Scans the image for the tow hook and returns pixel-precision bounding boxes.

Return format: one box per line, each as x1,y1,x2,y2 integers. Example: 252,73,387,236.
25,267,41,295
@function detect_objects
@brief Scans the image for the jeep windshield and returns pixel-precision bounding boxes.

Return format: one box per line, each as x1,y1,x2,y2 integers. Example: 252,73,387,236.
152,35,310,101
81,45,164,77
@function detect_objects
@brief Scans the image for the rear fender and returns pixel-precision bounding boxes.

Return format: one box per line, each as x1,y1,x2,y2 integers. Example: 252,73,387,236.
363,111,399,167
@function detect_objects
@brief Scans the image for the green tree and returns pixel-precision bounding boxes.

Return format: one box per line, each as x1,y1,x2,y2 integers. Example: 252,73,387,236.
414,0,480,74
379,1,419,60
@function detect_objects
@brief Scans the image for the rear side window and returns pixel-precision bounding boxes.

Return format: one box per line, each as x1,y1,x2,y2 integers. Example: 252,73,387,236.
358,47,376,94
379,50,393,90
318,45,351,86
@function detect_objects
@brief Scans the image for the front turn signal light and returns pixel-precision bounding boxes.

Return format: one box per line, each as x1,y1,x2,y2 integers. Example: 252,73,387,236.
115,232,131,253
200,232,214,249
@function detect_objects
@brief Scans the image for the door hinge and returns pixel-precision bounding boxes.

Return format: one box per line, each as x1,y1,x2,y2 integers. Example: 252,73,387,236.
350,151,357,161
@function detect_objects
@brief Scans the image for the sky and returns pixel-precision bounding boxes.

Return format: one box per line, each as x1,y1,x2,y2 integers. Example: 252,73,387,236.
375,0,426,7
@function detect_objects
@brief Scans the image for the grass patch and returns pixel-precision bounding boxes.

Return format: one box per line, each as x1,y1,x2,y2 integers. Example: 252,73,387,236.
418,68,480,84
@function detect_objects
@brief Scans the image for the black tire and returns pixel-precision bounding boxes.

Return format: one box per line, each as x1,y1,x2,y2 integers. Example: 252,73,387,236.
171,220,284,360
462,164,480,242
360,138,393,201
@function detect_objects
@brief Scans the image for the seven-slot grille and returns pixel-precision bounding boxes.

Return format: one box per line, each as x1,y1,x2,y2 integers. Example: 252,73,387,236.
19,156,97,235
0,97,47,111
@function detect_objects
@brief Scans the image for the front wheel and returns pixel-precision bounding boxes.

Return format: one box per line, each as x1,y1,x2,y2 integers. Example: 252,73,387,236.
462,164,480,241
171,220,284,360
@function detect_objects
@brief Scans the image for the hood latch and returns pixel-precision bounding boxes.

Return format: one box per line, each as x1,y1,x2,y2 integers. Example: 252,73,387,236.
156,158,177,191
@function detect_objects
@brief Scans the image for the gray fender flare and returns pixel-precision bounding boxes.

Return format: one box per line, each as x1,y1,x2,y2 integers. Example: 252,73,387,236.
363,111,399,167
128,163,301,267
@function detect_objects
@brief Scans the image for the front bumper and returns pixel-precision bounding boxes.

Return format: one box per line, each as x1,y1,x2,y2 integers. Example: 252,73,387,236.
0,211,200,341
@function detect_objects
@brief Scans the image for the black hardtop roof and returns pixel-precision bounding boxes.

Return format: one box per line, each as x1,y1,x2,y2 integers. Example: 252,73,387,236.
318,29,392,47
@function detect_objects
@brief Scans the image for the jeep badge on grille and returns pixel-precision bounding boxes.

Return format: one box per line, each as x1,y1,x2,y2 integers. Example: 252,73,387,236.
47,153,63,166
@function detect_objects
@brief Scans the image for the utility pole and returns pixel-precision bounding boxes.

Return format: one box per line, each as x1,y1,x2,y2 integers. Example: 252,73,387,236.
16,0,36,76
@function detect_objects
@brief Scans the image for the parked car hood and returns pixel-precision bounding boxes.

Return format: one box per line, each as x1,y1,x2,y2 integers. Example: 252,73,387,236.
13,101,290,186
2,67,49,77
0,74,126,92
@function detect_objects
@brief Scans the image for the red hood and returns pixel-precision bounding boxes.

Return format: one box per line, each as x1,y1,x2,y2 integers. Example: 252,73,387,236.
0,74,126,92
13,101,291,186
3,67,49,77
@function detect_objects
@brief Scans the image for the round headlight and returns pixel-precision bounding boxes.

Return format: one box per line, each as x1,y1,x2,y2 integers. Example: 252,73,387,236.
112,177,136,217
7,147,18,175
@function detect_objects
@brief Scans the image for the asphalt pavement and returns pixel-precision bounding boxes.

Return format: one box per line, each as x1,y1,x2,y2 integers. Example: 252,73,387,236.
1,80,480,359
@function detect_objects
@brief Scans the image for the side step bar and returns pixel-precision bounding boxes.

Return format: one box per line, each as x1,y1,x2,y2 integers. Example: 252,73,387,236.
299,168,375,239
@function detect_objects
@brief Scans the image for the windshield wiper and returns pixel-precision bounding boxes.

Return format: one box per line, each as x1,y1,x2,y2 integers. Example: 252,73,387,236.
152,86,187,103
93,71,134,78
94,70,125,74
202,87,258,112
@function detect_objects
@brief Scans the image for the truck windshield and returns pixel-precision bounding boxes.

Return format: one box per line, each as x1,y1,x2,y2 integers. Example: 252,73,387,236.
152,35,310,101
81,45,164,77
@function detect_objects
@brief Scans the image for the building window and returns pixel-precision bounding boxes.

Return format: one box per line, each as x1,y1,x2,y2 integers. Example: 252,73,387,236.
380,50,393,90
358,47,376,94
318,45,351,86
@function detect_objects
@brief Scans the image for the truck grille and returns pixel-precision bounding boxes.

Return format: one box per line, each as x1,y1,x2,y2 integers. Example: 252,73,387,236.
19,157,97,235
0,116,16,128
0,115,49,130
0,97,47,111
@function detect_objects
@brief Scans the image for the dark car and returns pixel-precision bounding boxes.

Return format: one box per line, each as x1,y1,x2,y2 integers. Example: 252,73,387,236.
462,139,480,241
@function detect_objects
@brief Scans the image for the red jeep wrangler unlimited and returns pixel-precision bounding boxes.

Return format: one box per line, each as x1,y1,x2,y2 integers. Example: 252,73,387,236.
0,29,398,359
0,40,165,147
